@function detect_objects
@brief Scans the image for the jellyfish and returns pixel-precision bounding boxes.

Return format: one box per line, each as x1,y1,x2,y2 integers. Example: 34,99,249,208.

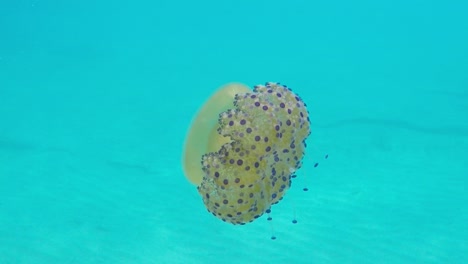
183,82,311,225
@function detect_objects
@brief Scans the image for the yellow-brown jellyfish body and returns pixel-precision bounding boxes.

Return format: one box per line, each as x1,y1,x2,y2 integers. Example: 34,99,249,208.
183,82,311,225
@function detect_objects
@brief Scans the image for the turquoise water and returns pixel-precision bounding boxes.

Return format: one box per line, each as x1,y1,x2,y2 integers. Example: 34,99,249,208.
1,0,467,263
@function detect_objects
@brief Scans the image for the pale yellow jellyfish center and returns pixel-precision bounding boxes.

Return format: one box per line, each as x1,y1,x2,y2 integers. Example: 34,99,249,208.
183,83,251,185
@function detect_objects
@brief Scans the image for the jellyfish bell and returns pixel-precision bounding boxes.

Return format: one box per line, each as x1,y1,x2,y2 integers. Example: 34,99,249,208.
183,83,251,186
182,82,311,226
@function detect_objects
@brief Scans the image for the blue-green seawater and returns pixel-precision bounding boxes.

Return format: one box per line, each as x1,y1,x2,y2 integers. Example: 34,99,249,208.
0,0,467,263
